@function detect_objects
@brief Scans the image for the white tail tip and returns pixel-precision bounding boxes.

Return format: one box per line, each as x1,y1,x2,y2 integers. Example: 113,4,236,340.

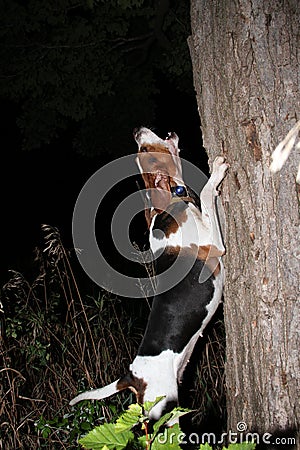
69,380,119,406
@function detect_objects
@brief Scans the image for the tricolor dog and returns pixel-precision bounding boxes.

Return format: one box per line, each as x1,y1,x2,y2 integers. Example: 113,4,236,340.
70,127,229,420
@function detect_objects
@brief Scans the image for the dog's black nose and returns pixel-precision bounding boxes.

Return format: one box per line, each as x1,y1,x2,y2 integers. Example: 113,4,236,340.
133,127,141,137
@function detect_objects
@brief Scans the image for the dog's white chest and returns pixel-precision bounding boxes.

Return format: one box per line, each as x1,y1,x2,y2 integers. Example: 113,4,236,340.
149,204,211,254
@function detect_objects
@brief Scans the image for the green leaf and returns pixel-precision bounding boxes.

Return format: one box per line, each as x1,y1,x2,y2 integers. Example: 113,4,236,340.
138,435,149,449
166,408,191,424
79,422,134,450
199,445,213,450
115,403,143,433
151,424,182,450
80,421,93,431
152,408,190,434
143,396,165,415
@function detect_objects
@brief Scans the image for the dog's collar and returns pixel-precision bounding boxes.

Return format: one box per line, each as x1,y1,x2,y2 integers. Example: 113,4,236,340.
146,185,195,210
169,195,194,205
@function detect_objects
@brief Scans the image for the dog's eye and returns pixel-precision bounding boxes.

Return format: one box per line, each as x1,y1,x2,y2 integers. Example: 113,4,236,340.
140,146,148,153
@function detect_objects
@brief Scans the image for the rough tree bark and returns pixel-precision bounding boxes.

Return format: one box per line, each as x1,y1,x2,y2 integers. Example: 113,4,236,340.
189,0,299,446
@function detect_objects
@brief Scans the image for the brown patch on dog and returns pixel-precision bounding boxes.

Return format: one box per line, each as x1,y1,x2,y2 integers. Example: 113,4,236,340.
197,245,225,259
138,143,171,155
144,192,192,229
137,147,177,183
164,244,223,277
164,215,181,237
139,169,172,212
144,208,152,228
163,206,188,238
196,244,223,276
205,258,221,276
137,146,179,212
190,245,221,277
117,372,147,404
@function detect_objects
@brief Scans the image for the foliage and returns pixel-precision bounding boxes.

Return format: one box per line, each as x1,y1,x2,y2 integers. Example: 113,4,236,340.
78,398,190,450
35,400,112,446
0,225,227,448
77,397,256,450
0,0,192,155
0,225,145,449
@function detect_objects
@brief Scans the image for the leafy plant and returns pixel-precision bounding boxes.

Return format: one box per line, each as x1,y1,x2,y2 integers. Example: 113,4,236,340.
0,225,227,448
35,400,111,445
0,225,145,449
77,398,256,450
79,397,189,450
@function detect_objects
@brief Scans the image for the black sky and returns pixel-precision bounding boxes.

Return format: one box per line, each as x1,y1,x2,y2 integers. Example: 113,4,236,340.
1,74,208,287
0,0,208,286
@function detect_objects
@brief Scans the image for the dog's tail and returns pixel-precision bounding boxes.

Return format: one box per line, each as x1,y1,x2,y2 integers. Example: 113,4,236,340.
69,380,120,406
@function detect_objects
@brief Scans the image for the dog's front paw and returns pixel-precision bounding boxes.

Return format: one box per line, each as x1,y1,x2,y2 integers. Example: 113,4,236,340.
211,156,229,190
213,155,228,171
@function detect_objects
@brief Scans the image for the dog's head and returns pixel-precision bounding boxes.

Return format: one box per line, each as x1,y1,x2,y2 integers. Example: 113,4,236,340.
134,127,185,217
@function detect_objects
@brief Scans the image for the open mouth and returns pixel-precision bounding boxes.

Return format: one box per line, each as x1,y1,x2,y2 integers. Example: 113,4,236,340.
148,172,172,212
154,172,170,190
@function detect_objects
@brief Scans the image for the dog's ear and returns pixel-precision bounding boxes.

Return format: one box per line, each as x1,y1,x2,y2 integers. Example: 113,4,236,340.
166,132,179,157
165,134,184,182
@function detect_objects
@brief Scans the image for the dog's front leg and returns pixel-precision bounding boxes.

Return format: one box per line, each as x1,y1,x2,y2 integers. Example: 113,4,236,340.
200,156,229,254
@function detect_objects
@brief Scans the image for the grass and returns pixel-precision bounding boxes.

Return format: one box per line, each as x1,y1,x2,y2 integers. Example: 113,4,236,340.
0,225,226,448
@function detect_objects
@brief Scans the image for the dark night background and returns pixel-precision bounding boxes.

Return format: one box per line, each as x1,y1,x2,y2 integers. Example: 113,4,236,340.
0,3,227,445
0,0,209,285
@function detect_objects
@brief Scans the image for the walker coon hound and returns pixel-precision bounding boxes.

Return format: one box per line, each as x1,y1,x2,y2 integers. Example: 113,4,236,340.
70,127,229,420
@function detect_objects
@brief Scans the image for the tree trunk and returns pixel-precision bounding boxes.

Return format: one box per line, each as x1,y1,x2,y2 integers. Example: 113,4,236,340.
189,0,300,446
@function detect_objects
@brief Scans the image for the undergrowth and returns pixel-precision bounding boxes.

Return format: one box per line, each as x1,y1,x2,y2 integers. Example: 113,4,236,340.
76,397,255,450
0,225,226,449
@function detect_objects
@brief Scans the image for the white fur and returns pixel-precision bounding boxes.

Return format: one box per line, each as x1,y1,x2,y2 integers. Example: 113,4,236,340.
135,157,143,175
200,157,228,254
69,380,119,406
199,262,224,335
149,202,215,255
130,351,178,420
149,157,228,257
136,128,164,146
